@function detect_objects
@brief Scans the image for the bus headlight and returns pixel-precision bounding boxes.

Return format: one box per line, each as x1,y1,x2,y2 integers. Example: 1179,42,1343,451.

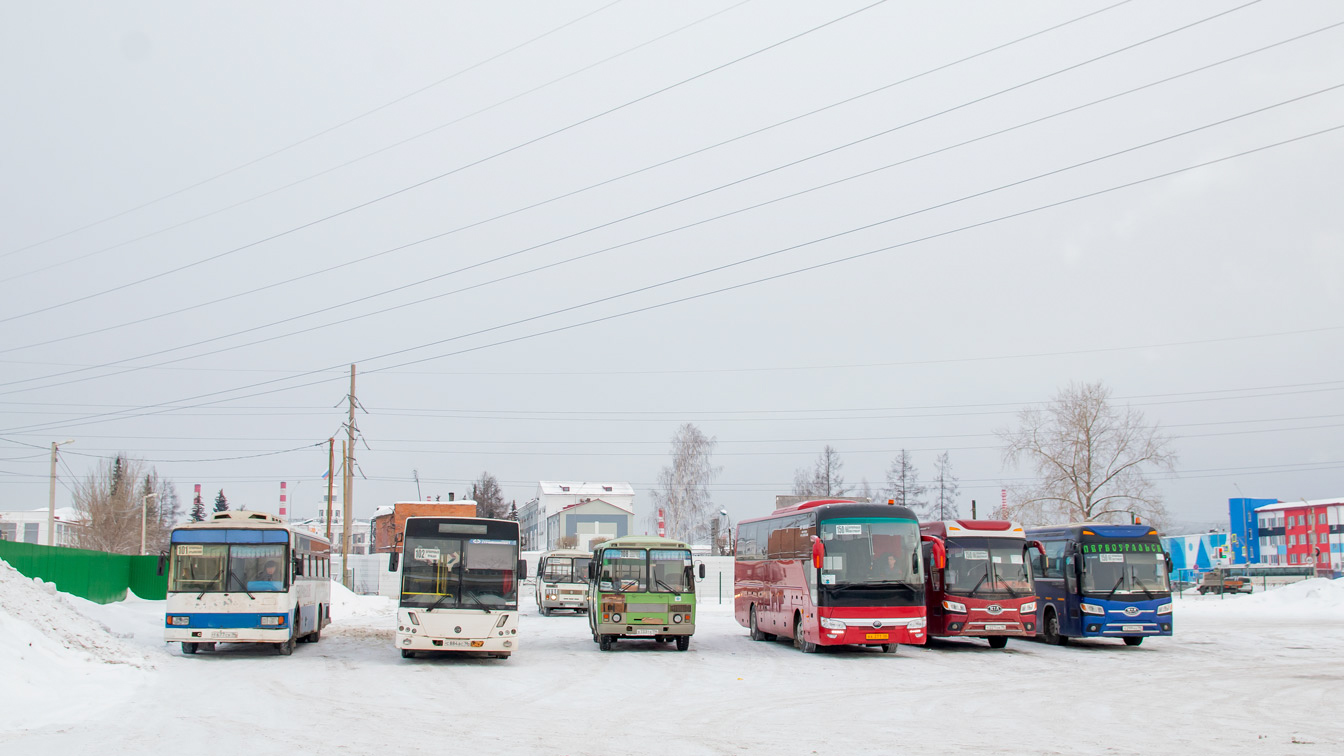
672,614,682,623
1157,603,1173,615
1081,604,1105,616
611,613,622,623
908,617,926,630
819,617,846,630
942,600,967,613
260,616,284,626
167,615,190,626
1019,602,1037,614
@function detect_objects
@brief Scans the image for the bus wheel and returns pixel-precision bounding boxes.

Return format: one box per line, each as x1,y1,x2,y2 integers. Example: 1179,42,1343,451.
1041,609,1068,646
181,642,198,655
881,643,898,654
540,607,550,617
794,615,817,654
676,635,690,652
1123,636,1144,647
749,606,770,642
599,635,614,652
401,649,416,659
987,636,1008,649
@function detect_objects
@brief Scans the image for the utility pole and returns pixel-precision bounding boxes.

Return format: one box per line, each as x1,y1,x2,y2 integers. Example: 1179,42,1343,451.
326,437,335,542
343,363,356,589
47,439,74,547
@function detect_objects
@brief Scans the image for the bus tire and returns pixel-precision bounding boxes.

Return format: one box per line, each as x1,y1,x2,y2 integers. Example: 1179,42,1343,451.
987,636,1008,649
676,635,690,652
749,606,773,642
599,635,614,652
794,614,817,654
1041,608,1068,646
401,649,416,659
881,643,898,654
1123,636,1144,647
540,607,550,617
308,617,321,644
181,642,198,655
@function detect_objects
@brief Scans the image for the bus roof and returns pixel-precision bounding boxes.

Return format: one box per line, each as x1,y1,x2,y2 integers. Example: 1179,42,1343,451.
172,511,330,544
541,548,593,558
595,534,692,550
1026,523,1158,540
740,499,917,525
920,520,1025,539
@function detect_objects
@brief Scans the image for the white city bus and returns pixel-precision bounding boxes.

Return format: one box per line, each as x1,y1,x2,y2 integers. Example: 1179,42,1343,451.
164,511,331,656
390,516,526,659
535,548,593,615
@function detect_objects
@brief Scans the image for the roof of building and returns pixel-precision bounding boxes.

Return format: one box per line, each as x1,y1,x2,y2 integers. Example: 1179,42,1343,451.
547,498,635,517
538,481,634,498
1253,498,1344,513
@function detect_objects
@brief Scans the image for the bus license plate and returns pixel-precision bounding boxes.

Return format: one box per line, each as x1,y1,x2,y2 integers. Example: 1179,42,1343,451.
211,631,237,639
629,628,657,636
443,639,471,648
865,633,888,640
984,624,1006,631
1122,625,1143,632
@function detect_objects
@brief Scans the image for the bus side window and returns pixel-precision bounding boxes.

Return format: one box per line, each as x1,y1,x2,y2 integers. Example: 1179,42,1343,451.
1043,541,1066,579
1064,555,1077,593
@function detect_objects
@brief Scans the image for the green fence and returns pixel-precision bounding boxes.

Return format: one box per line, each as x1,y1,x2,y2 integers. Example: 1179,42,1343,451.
0,540,167,603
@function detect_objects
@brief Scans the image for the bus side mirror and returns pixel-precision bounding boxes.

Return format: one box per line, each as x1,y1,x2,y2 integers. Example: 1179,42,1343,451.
293,558,304,577
389,552,400,572
921,534,946,570
699,563,706,579
518,559,528,580
156,552,168,577
1164,552,1173,575
811,537,825,570
588,561,597,580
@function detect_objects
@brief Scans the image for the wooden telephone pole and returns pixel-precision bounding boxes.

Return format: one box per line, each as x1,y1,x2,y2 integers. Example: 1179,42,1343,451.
325,437,335,542
342,364,356,589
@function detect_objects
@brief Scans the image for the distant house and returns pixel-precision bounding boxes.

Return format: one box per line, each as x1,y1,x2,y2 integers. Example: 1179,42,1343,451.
523,481,634,551
0,507,86,546
370,499,477,553
545,498,633,552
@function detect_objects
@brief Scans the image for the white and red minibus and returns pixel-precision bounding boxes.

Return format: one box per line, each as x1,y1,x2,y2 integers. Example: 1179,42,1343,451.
734,499,938,653
919,519,1044,649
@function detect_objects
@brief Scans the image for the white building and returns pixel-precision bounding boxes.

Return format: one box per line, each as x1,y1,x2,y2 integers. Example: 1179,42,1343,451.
0,507,86,547
522,481,635,551
291,499,371,555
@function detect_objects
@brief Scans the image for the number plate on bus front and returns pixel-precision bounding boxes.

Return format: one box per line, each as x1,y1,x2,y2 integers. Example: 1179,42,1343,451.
211,631,237,639
985,624,1006,631
443,639,471,647
865,633,888,640
629,628,658,635
1122,625,1143,632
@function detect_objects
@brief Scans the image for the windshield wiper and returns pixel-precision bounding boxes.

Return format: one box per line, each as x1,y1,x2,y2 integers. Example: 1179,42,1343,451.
1131,574,1154,600
1104,573,1126,602
427,593,453,612
965,573,988,598
465,591,492,613
227,569,254,600
654,577,683,594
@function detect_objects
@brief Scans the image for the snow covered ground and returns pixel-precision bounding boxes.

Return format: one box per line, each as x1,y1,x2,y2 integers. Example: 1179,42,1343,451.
4,566,1343,755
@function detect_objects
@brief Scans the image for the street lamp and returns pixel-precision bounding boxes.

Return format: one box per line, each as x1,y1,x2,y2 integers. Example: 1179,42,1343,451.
140,492,159,556
47,439,75,547
719,509,732,555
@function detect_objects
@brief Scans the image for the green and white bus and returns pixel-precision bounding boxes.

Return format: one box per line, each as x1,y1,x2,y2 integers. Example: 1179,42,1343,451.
588,535,705,651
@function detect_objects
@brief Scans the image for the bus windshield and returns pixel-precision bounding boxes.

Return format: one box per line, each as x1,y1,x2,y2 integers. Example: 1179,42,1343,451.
818,518,922,607
542,556,592,584
401,535,519,610
169,542,288,593
1080,542,1171,598
598,548,693,594
943,537,1032,598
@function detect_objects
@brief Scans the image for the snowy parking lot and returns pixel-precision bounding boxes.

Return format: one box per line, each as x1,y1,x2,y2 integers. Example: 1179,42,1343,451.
4,565,1343,755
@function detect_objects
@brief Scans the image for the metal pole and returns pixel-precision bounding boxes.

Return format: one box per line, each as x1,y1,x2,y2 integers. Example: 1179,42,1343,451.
344,365,355,588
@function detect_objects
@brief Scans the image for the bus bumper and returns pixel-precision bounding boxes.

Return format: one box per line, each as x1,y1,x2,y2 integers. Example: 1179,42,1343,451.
939,618,1035,638
597,621,695,639
818,618,926,647
397,630,519,653
1081,620,1173,637
165,627,291,644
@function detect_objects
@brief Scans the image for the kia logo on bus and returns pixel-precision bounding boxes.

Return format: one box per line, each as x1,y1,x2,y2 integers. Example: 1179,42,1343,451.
1123,607,1140,617
986,604,1004,615
871,620,883,629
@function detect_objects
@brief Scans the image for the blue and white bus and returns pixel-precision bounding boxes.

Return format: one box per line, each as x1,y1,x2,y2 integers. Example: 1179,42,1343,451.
164,511,332,655
1026,523,1173,646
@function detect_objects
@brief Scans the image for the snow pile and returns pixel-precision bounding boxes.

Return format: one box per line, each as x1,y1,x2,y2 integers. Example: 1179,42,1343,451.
0,559,151,668
329,580,395,619
1180,577,1344,621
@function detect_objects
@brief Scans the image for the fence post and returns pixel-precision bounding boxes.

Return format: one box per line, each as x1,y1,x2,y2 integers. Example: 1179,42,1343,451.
718,572,722,605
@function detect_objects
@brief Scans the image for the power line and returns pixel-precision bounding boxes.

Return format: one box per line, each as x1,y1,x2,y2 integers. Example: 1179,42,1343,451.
0,0,629,262
0,0,754,286
0,0,887,325
3,119,1339,436
8,66,1336,402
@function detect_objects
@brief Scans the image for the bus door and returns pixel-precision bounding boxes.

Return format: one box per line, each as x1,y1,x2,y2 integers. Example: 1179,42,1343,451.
922,542,945,633
1062,546,1081,636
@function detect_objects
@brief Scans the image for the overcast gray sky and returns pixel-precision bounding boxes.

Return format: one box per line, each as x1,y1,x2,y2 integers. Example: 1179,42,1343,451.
2,0,1341,534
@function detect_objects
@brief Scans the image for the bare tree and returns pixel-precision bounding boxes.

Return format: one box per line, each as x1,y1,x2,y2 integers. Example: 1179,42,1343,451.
74,455,178,554
999,381,1176,527
793,445,848,497
137,472,181,555
931,451,960,520
886,450,927,516
649,423,721,544
472,473,507,519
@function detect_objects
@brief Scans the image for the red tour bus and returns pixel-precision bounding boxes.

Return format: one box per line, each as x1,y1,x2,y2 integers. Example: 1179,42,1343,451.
734,499,941,653
919,519,1044,649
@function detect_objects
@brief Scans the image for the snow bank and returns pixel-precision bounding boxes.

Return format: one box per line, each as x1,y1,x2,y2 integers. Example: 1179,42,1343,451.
0,559,150,667
329,580,395,619
1178,577,1344,621
0,559,151,731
